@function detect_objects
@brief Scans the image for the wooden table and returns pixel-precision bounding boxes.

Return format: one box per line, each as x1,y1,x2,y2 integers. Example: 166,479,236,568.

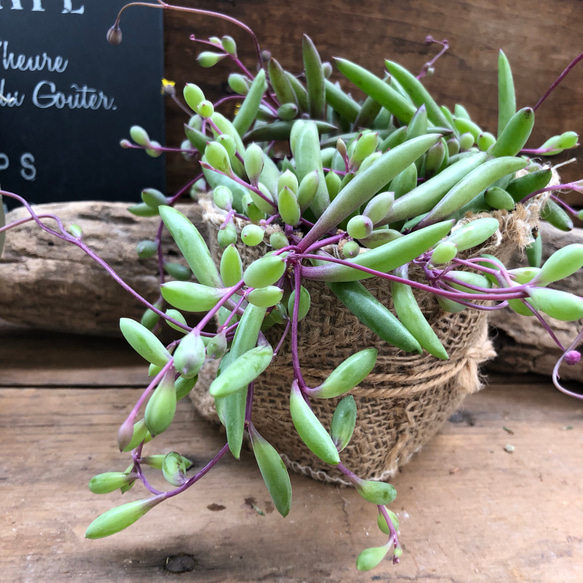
1,325,582,582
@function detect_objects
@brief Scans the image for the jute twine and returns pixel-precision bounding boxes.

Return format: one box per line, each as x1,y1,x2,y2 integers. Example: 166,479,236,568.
191,191,546,485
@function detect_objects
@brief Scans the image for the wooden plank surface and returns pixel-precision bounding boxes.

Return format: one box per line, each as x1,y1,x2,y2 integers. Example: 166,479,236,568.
1,363,582,581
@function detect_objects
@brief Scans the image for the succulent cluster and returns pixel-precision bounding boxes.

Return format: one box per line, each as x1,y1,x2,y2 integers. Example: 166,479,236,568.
1,0,583,573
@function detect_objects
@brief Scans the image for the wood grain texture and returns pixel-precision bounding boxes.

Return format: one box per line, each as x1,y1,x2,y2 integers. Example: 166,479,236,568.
1,328,582,582
162,0,583,191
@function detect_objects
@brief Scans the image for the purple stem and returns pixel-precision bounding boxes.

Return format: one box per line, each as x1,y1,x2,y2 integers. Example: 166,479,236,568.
272,319,291,356
115,1,264,68
553,329,583,400
533,51,583,112
299,253,526,302
164,442,231,499
417,36,449,80
290,263,308,390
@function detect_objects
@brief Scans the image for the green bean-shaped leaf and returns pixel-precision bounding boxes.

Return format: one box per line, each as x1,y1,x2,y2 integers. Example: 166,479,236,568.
525,230,542,268
356,479,397,505
391,265,448,360
211,112,245,155
497,50,516,137
232,69,267,136
303,34,325,119
174,331,206,378
290,380,340,465
285,71,310,112
417,156,527,226
209,344,273,398
354,95,383,129
159,206,222,288
161,281,227,312
244,254,287,288
328,281,421,352
406,104,428,140
215,304,267,459
356,545,390,571
293,120,329,217
268,58,297,106
541,199,573,231
324,79,360,123
89,472,136,495
489,107,535,157
445,217,500,252
534,244,583,285
311,348,378,398
119,318,171,366
85,496,164,539
220,244,243,288
385,59,454,131
527,287,583,321
330,396,357,452
249,425,292,517
247,285,284,308
334,57,416,123
144,371,177,436
506,168,552,203
162,452,188,487
244,120,336,142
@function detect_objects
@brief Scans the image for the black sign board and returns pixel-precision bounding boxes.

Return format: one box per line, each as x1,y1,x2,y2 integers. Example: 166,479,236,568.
0,1,165,208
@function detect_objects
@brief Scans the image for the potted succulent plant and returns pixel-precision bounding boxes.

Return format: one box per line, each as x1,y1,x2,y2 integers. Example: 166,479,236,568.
2,0,583,572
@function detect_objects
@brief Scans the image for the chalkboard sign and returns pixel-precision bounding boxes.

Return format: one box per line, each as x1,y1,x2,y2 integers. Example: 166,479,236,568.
0,1,165,208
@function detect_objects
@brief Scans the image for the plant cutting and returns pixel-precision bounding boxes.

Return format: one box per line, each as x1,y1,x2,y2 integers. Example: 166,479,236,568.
1,1,583,572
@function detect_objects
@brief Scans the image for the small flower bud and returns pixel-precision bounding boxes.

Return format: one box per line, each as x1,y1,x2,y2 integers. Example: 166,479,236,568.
67,224,83,239
322,61,333,78
565,350,581,365
141,187,168,209
106,24,123,45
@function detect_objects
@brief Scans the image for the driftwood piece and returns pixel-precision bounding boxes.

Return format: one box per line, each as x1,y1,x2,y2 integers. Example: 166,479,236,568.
0,201,204,336
488,223,583,381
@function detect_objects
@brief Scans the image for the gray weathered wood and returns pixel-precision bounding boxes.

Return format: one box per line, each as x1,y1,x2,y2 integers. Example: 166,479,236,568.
0,202,204,336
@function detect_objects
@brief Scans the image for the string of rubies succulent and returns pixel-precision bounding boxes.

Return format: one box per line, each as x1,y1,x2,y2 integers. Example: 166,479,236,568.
2,0,583,572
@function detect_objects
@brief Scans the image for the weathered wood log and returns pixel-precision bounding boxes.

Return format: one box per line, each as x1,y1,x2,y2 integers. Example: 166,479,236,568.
0,201,204,336
488,223,583,381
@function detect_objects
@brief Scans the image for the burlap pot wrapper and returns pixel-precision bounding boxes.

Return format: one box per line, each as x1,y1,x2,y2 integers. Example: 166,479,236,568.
190,193,545,485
